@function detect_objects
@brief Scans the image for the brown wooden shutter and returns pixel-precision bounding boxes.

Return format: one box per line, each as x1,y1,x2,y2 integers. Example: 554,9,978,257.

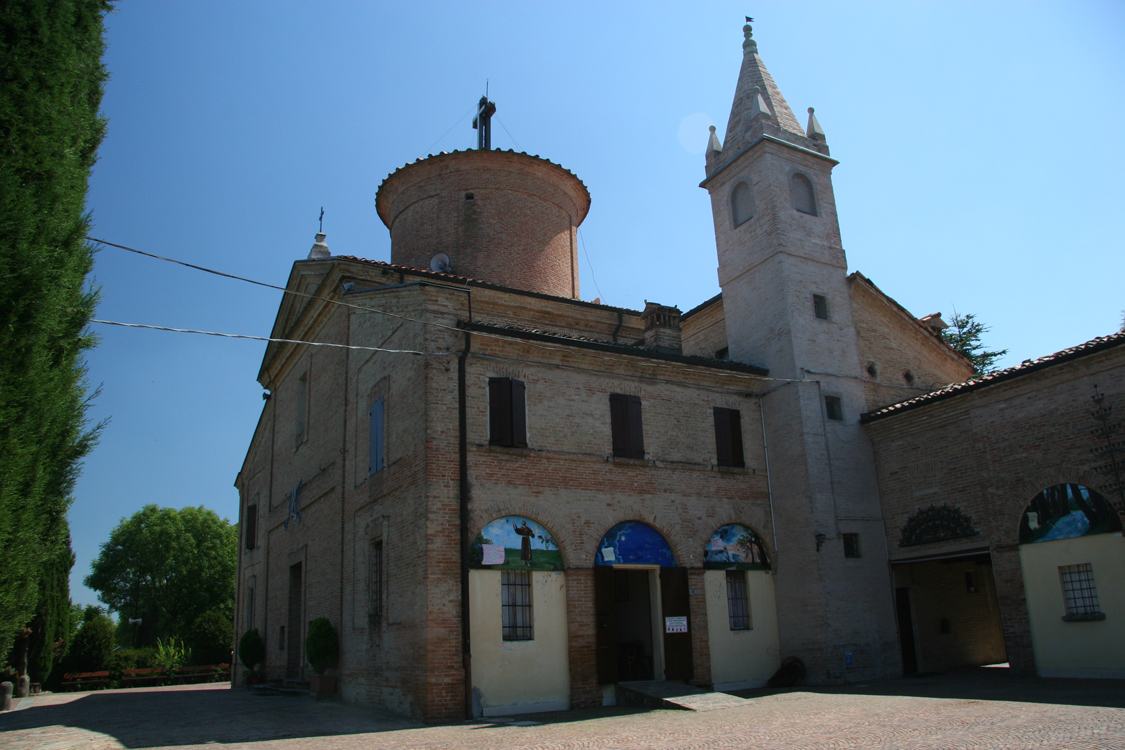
659,566,694,681
511,378,527,448
594,566,618,684
727,408,745,467
244,504,257,550
713,407,732,466
714,407,745,468
489,377,512,446
627,395,644,459
609,393,629,457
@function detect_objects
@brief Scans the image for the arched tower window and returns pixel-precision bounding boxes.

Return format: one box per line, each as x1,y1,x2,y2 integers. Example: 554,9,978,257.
790,172,817,216
730,181,754,226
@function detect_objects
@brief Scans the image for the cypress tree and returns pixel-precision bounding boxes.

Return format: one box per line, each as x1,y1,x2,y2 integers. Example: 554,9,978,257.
0,0,111,663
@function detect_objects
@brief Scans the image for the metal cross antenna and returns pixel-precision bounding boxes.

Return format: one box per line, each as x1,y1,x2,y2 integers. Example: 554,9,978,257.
319,207,324,233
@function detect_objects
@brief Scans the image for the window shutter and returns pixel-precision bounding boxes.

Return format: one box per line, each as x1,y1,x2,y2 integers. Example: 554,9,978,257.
714,407,746,468
627,395,644,459
245,504,258,550
609,393,629,457
728,408,744,467
489,378,513,446
370,397,384,474
713,407,732,466
511,378,527,448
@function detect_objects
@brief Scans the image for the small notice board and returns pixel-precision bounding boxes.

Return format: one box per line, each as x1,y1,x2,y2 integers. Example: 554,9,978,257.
664,616,688,634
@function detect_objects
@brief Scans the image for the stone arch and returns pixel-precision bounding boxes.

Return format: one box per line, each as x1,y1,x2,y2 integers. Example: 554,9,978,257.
703,522,772,569
594,520,677,567
1018,483,1122,545
1002,467,1109,545
471,500,576,569
789,172,817,215
730,180,754,226
470,514,565,570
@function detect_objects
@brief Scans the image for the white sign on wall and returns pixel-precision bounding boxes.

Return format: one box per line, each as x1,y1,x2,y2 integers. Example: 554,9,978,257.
664,616,688,634
481,544,505,565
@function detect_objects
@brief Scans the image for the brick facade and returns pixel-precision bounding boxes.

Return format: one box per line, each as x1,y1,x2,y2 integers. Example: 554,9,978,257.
235,22,1125,723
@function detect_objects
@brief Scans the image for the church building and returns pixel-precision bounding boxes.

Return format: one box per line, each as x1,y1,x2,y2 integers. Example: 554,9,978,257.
234,22,1125,722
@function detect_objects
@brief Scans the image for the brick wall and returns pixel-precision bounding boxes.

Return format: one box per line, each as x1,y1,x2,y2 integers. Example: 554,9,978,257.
376,151,589,299
866,340,1125,673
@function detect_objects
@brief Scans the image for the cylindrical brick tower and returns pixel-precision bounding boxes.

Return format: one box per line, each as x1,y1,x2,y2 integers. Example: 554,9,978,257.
375,149,590,299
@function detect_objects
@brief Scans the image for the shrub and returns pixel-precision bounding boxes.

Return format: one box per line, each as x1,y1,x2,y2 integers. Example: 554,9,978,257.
106,647,155,687
238,629,264,672
304,618,338,675
152,637,186,677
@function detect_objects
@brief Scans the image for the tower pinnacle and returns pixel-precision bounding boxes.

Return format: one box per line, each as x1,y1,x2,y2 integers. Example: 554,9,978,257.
713,21,812,171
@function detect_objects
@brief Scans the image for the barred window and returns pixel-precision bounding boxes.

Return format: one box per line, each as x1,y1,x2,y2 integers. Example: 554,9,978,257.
501,570,533,640
1060,563,1105,621
726,570,751,630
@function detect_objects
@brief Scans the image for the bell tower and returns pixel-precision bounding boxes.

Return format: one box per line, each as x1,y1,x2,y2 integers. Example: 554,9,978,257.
702,22,899,683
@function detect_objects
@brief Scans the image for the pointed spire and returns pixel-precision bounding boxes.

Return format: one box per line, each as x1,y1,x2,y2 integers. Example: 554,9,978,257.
308,232,330,260
721,21,805,157
706,125,722,154
806,107,825,140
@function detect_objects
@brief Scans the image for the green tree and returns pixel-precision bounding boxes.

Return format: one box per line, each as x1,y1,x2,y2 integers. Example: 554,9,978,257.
188,610,233,665
85,505,237,646
0,0,110,663
22,535,76,685
942,312,1008,377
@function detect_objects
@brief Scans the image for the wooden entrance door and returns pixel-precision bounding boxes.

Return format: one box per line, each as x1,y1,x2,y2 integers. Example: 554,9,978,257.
660,567,693,681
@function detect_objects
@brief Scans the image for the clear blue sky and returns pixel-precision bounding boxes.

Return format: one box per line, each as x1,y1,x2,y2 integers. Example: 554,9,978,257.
72,1,1125,608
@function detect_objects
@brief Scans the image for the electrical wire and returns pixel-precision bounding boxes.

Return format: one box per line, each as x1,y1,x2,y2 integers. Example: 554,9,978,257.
578,227,605,303
87,236,803,384
496,116,522,152
425,102,478,155
91,319,431,354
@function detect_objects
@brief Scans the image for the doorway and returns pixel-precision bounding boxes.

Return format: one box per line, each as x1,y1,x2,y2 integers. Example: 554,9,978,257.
892,552,1006,674
613,568,657,680
595,565,693,684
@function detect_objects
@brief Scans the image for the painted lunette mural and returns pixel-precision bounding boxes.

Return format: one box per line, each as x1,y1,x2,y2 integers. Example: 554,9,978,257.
470,516,563,571
1019,484,1123,544
595,521,675,566
703,523,771,570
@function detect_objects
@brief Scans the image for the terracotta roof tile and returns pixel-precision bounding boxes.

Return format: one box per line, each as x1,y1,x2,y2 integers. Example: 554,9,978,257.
862,331,1125,423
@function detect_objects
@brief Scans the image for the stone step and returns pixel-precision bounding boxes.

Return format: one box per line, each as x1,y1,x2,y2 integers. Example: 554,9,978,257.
617,680,753,712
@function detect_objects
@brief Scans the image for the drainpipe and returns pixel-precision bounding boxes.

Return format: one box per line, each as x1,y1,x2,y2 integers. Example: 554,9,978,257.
758,397,779,563
458,328,473,719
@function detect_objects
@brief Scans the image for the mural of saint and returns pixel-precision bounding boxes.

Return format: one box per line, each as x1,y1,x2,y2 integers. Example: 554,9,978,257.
704,523,770,570
469,516,563,571
514,520,535,566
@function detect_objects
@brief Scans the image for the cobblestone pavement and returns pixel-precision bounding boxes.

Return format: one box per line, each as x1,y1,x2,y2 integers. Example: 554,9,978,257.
2,670,1124,750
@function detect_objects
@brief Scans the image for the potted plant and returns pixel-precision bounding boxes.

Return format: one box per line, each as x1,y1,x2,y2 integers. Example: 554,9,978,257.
238,629,265,686
304,618,339,695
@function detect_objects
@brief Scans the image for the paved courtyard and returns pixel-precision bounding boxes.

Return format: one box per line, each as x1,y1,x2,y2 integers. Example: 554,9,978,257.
2,668,1124,749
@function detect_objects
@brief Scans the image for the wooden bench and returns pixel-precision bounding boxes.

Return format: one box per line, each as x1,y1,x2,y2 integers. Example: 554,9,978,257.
61,671,109,691
122,667,166,687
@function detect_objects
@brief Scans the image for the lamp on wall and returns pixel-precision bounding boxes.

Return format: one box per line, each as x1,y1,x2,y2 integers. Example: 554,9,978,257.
815,533,827,552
